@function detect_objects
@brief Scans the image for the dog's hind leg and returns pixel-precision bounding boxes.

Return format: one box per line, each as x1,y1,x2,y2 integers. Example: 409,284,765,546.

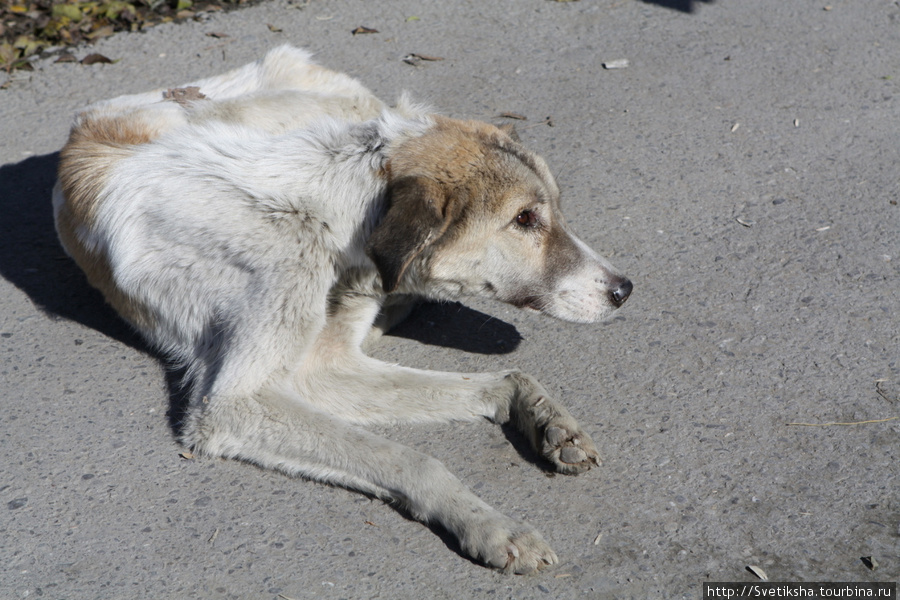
184,392,558,574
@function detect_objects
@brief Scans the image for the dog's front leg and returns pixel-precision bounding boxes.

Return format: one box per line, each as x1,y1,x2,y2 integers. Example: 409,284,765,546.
499,371,603,476
295,357,602,475
189,393,558,574
305,291,602,474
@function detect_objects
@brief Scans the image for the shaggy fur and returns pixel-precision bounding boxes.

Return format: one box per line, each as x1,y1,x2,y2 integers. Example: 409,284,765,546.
53,45,632,573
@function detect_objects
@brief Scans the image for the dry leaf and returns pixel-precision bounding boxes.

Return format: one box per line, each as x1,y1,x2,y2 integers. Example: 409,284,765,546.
352,26,379,35
86,25,115,40
55,52,77,63
163,86,207,106
746,565,768,580
52,3,84,22
267,24,283,32
179,451,195,460
81,53,113,65
731,122,740,133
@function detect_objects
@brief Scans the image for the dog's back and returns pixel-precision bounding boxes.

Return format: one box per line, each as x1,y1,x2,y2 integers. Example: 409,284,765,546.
54,45,386,333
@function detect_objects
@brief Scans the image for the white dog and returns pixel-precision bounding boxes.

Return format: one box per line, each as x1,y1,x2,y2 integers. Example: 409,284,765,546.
53,46,632,574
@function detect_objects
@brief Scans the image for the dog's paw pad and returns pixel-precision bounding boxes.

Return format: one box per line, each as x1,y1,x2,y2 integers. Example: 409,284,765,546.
542,423,601,474
559,446,588,464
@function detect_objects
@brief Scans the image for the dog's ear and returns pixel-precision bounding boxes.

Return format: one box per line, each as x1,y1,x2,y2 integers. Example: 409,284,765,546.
366,176,452,293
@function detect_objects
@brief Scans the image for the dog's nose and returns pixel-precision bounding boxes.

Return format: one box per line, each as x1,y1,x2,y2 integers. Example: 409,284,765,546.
608,277,632,307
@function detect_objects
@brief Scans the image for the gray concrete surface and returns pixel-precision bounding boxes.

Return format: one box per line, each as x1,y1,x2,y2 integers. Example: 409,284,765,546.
1,0,898,598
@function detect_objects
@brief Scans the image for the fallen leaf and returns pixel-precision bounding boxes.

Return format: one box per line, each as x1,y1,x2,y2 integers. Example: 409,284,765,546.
0,41,17,71
405,16,420,22
746,565,768,581
402,52,444,65
267,23,283,32
179,451,195,460
163,86,207,106
51,3,84,22
55,52,77,63
860,556,878,570
81,53,113,65
86,25,115,40
364,520,378,527
352,26,379,35
731,122,740,133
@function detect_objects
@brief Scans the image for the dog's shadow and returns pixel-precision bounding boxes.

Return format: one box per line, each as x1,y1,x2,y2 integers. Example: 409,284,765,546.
0,152,145,348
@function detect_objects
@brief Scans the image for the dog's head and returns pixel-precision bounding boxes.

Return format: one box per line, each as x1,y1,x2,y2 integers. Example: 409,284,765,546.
367,117,631,324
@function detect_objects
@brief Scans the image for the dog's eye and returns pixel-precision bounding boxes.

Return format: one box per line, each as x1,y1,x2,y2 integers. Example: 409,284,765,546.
515,210,539,228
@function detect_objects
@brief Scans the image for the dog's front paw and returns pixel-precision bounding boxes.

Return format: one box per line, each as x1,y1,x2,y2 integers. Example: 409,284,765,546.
542,419,602,475
464,519,558,574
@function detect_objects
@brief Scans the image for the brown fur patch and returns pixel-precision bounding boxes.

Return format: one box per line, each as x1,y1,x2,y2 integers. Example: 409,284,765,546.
56,111,164,330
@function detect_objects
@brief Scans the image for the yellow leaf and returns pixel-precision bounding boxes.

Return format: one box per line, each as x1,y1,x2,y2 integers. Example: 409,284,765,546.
9,5,28,14
176,0,192,9
13,35,43,57
52,4,83,22
0,42,16,65
86,25,115,40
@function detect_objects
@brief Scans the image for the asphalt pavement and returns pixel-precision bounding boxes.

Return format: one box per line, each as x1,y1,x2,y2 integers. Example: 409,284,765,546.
1,0,898,598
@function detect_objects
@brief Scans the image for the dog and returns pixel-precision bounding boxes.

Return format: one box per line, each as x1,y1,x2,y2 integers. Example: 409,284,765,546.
53,45,632,574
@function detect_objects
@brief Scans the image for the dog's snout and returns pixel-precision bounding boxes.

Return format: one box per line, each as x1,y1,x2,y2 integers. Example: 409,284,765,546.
608,277,632,307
